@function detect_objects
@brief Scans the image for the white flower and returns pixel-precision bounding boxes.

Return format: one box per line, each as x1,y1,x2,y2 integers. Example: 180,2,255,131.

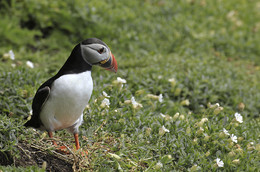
234,112,243,123
9,50,15,60
162,125,170,133
208,102,220,109
180,99,190,106
190,164,199,172
168,78,176,87
131,96,137,105
227,10,236,19
131,96,143,109
100,98,110,108
117,77,126,84
231,134,237,143
216,158,224,167
232,159,240,165
198,118,208,127
26,61,34,68
179,114,185,120
160,113,173,121
158,94,163,102
160,113,165,118
102,91,110,98
213,106,223,115
159,125,170,136
85,104,91,109
168,78,176,83
197,127,204,135
113,77,127,88
146,93,163,102
155,161,163,170
173,112,179,120
201,118,208,123
223,128,230,136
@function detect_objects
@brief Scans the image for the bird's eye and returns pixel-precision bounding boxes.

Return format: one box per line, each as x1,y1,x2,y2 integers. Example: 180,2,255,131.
98,47,105,54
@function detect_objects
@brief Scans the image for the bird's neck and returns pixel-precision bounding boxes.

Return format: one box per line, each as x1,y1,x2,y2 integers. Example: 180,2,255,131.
56,44,92,76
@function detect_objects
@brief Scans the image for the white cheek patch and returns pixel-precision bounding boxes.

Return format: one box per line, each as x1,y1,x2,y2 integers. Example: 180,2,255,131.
80,44,110,64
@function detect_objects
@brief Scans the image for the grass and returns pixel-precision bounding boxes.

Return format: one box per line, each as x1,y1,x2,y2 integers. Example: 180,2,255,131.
0,0,260,171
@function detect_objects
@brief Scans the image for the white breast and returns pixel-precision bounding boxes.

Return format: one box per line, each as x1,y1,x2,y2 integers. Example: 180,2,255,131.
40,71,93,132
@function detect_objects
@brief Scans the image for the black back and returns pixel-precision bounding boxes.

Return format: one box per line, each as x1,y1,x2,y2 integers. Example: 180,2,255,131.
81,38,109,48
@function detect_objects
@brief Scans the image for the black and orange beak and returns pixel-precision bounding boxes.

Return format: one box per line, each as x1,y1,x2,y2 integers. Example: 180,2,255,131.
99,52,118,73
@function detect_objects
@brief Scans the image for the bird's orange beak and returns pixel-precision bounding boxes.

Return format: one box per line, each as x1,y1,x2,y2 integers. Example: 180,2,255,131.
100,52,118,73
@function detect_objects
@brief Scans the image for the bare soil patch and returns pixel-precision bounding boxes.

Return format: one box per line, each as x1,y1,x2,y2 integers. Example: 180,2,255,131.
0,142,89,172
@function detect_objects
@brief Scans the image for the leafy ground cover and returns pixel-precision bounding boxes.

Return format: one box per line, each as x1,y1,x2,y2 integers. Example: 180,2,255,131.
0,0,259,171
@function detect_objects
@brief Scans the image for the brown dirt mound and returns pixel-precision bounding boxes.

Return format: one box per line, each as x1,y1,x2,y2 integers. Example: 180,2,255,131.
0,142,89,172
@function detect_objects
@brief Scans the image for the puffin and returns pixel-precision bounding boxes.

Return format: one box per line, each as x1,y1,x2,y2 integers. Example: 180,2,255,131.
24,38,117,150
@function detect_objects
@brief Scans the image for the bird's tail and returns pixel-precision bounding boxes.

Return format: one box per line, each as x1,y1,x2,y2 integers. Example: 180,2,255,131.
24,116,41,128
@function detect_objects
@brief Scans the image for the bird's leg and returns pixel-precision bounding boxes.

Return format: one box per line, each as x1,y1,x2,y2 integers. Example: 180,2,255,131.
48,131,57,146
74,133,88,156
74,133,80,150
48,131,68,153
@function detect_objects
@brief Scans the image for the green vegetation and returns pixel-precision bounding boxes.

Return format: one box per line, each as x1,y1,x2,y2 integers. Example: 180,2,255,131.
0,0,259,171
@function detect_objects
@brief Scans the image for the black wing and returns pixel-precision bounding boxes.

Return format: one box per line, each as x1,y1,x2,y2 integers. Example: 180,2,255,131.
24,78,54,128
